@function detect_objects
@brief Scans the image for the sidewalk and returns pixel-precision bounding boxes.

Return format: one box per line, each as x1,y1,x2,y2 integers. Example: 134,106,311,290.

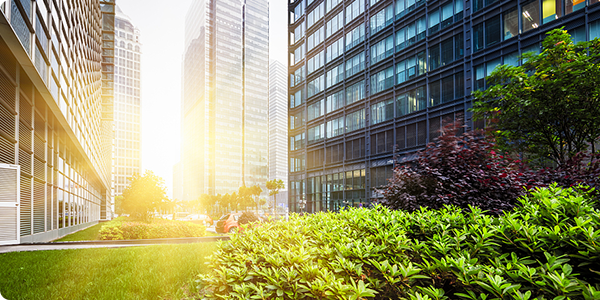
0,235,230,254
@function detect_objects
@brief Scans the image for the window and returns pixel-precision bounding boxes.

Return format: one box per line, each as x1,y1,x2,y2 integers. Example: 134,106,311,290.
292,66,305,87
371,99,394,124
371,35,394,65
371,165,393,187
326,90,345,113
441,1,454,29
308,75,324,98
569,26,585,43
345,0,365,24
307,51,324,74
429,8,440,35
327,116,345,138
346,24,365,51
326,63,345,88
307,2,324,29
473,0,499,12
371,67,394,94
474,59,500,91
290,110,305,130
429,72,464,106
345,52,365,78
429,34,463,70
294,43,305,64
473,15,500,52
290,133,306,151
308,99,324,121
307,26,324,50
294,22,305,43
290,154,306,172
396,51,426,84
504,9,518,40
397,86,426,116
396,0,426,19
395,17,426,51
371,130,394,155
308,123,325,143
566,0,586,14
591,19,600,40
370,4,394,35
503,52,519,66
326,0,342,12
290,90,304,108
346,138,365,160
307,149,324,169
542,0,561,24
346,81,365,105
346,109,365,132
294,1,305,22
326,144,344,164
326,11,344,38
326,36,344,62
522,1,540,33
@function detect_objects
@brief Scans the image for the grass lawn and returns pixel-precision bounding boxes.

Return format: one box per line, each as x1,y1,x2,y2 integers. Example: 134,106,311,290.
0,243,217,300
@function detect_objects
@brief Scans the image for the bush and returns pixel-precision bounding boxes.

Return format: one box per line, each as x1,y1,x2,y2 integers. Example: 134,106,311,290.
379,122,524,214
99,218,206,240
196,185,600,299
238,211,259,225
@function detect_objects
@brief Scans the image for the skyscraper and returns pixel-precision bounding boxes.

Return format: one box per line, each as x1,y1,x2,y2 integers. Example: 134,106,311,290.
181,0,269,201
112,6,142,204
288,0,600,213
268,60,288,207
0,0,114,244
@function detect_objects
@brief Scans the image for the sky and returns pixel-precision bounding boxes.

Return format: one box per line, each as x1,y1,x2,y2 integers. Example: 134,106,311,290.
116,0,288,198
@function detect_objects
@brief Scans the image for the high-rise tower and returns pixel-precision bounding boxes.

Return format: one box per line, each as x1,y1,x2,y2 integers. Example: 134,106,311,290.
181,0,269,200
112,6,142,205
268,60,288,207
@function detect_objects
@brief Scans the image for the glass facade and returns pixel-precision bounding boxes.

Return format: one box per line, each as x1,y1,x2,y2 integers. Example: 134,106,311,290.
288,0,600,213
182,0,269,200
0,0,114,243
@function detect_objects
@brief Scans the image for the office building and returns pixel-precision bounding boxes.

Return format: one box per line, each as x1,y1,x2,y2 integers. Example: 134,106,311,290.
0,0,114,244
268,60,288,207
181,0,269,200
111,6,142,204
288,0,600,212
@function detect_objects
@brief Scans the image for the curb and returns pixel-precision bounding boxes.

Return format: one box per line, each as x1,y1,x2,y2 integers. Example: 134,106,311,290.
0,235,230,248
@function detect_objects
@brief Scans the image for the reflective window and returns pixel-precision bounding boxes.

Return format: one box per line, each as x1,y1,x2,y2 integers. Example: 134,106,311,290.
307,2,324,29
326,36,344,62
429,33,463,70
371,35,394,65
370,4,394,35
290,132,306,151
396,0,425,19
308,99,325,121
326,63,345,88
308,75,325,98
345,52,365,78
308,123,325,143
370,66,394,94
522,1,540,33
346,109,365,132
396,51,426,84
294,22,305,43
327,116,345,138
307,51,324,74
326,11,344,38
345,0,365,24
371,99,394,125
346,24,365,51
397,86,426,116
326,0,343,13
326,90,345,113
307,26,324,51
346,81,365,105
504,9,518,40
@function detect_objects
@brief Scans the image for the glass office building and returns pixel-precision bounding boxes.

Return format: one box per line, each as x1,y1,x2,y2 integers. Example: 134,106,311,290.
0,0,114,244
269,60,289,207
288,0,600,213
181,0,269,200
111,6,142,204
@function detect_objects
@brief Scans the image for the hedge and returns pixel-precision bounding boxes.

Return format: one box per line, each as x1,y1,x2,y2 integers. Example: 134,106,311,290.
197,184,600,299
99,219,206,240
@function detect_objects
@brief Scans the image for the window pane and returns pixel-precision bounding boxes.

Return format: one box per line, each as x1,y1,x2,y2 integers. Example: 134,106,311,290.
565,0,585,15
473,23,483,52
429,81,440,106
504,9,518,40
485,15,501,47
522,1,540,33
542,0,561,24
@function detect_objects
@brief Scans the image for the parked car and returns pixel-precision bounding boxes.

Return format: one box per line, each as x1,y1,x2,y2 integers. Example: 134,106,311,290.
215,213,242,233
182,214,213,226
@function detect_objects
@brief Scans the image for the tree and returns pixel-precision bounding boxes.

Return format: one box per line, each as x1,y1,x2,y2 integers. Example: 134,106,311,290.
121,171,169,221
472,28,600,166
266,179,285,210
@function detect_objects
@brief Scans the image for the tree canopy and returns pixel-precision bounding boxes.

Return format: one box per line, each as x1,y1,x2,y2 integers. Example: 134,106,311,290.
472,28,600,166
120,171,169,220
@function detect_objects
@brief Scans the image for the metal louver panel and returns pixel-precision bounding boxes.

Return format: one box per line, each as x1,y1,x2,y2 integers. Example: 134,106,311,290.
19,100,31,126
33,180,45,234
0,44,17,81
20,175,31,236
18,148,31,175
0,68,16,110
0,103,15,138
34,135,45,160
47,185,52,230
18,122,31,151
52,187,58,230
34,158,44,180
0,136,15,164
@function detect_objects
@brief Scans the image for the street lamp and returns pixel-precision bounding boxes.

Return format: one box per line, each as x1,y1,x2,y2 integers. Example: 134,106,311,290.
342,200,349,210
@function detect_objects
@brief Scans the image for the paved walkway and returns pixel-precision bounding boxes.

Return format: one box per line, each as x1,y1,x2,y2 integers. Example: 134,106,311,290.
0,236,230,254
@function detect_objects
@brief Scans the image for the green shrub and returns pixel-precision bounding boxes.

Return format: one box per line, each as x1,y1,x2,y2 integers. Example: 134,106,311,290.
238,211,259,225
99,219,206,240
196,185,600,299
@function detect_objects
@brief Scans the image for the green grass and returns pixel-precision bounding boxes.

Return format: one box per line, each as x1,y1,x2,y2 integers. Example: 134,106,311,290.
0,243,217,300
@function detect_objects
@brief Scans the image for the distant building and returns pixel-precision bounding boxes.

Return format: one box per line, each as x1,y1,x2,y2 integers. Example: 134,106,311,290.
288,0,600,213
268,60,289,207
181,0,269,200
111,6,142,208
173,162,183,201
0,0,115,244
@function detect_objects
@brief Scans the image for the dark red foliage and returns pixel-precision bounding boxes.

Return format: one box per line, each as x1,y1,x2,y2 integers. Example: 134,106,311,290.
378,122,526,214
